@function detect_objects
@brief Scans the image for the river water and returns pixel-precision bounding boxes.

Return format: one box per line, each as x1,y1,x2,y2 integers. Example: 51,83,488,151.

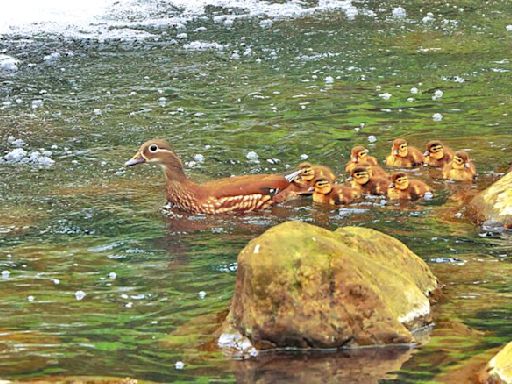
1,0,511,382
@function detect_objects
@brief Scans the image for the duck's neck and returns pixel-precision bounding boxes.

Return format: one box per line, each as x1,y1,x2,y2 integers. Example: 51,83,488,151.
160,152,201,204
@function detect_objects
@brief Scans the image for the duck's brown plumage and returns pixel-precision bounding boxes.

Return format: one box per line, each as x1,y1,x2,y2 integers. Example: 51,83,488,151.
125,139,298,214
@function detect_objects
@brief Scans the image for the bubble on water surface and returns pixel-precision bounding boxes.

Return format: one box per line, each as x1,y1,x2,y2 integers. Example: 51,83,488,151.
198,291,206,299
175,361,185,370
432,113,443,122
75,291,86,301
1,270,10,279
108,272,117,280
392,7,407,18
367,135,377,143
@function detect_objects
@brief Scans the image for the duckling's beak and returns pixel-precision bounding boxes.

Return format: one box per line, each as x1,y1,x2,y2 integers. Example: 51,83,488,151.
125,152,145,167
393,150,399,155
285,170,302,182
307,186,315,192
423,151,429,157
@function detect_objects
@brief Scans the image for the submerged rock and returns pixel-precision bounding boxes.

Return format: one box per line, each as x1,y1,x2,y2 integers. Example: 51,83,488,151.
468,172,512,229
479,342,512,384
219,222,438,356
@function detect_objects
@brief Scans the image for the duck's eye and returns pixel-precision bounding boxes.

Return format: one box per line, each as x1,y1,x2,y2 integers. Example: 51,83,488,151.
400,144,407,150
149,144,159,152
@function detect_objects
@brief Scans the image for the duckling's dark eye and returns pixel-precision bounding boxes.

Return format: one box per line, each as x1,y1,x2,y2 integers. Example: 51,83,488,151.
149,144,158,152
400,144,407,149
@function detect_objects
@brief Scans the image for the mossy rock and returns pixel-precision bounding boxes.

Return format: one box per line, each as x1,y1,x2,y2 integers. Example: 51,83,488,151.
468,172,512,229
479,342,512,384
219,222,438,355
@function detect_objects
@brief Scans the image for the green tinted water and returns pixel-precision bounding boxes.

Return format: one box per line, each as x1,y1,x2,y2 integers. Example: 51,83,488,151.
1,0,512,382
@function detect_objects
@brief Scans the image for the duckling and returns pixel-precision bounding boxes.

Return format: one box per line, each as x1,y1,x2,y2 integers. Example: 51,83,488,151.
385,138,424,167
387,172,432,200
442,150,477,181
125,139,301,214
423,140,454,167
344,145,389,178
273,162,337,203
312,178,361,205
350,166,390,195
297,162,336,186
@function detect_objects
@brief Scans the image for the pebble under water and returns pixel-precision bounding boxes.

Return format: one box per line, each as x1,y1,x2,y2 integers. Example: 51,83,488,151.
1,0,512,382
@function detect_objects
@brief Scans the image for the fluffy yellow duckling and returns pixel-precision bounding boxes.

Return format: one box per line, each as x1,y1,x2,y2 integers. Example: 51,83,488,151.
387,172,432,200
385,138,424,167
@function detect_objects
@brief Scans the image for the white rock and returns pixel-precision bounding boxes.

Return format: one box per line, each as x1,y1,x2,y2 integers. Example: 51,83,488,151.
108,272,117,280
434,89,444,98
300,154,309,160
177,33,188,39
75,290,86,301
93,108,102,116
368,135,378,143
175,361,185,370
432,113,443,122
246,151,259,161
410,87,418,94
392,7,407,18
325,76,334,84
1,270,10,279
52,278,60,285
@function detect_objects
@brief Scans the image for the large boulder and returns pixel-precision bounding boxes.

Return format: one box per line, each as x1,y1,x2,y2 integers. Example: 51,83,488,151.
468,172,512,229
479,342,512,384
218,222,438,356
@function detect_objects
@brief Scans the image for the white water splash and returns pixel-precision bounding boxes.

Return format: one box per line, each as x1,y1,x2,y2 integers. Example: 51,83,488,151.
1,0,356,39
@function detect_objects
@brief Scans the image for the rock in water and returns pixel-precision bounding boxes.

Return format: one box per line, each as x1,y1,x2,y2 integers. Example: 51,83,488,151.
468,172,512,229
219,222,438,356
478,342,512,384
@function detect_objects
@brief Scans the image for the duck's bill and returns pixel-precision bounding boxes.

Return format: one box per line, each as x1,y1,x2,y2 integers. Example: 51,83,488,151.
285,169,302,182
125,156,145,167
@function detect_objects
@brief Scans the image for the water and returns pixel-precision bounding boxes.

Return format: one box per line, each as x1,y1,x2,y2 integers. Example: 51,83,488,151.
1,0,512,382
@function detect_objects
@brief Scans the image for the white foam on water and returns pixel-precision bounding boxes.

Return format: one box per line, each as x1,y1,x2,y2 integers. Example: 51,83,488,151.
1,0,356,39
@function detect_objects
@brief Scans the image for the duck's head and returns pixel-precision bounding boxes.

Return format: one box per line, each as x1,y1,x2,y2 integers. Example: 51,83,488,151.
299,162,315,181
392,138,408,158
125,139,185,179
351,145,368,163
351,166,371,185
313,178,333,195
452,150,470,170
391,172,409,190
426,140,445,160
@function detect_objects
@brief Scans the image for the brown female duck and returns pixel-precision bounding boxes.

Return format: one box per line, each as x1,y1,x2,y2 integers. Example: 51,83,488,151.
125,139,300,214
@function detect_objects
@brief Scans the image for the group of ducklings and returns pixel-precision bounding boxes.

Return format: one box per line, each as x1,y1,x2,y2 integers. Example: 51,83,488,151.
286,138,477,206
